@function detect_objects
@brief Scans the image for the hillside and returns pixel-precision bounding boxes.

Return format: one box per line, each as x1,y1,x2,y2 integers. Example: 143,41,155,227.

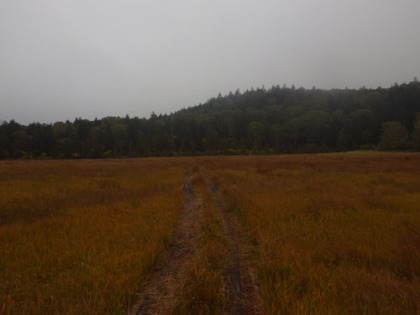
1,81,420,158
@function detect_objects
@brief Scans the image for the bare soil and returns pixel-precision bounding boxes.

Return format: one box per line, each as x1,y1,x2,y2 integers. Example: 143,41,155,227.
129,170,262,314
202,172,263,315
128,172,203,314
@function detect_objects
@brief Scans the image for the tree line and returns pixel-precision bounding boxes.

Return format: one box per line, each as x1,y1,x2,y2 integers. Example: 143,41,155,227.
1,80,420,159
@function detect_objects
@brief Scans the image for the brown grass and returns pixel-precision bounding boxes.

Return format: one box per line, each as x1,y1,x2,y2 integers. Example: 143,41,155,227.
0,158,187,314
1,153,419,314
206,152,420,314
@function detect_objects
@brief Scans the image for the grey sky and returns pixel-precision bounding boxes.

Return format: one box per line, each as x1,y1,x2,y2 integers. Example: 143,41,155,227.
1,0,419,124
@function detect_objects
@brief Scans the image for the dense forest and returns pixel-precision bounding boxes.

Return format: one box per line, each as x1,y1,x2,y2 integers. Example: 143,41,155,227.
1,80,420,159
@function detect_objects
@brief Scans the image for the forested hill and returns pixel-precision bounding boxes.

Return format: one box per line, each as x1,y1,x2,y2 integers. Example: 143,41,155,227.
2,81,420,158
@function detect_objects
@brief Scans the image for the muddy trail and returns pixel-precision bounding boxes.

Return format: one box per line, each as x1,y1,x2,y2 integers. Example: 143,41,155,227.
202,172,262,315
129,170,262,314
128,172,203,314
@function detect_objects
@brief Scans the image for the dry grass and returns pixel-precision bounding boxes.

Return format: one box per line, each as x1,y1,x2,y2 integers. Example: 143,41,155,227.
1,153,419,314
173,172,226,314
0,158,187,314
205,152,420,314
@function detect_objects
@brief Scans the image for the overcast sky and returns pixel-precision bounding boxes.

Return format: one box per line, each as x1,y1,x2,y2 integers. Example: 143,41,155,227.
1,0,419,124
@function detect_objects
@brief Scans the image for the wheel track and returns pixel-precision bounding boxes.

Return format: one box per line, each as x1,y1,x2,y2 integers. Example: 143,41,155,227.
205,176,242,314
128,170,262,314
128,172,202,314
202,170,263,315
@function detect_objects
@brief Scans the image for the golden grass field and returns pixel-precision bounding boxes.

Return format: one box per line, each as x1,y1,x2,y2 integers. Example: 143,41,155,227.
1,152,419,314
0,159,187,314
205,152,420,314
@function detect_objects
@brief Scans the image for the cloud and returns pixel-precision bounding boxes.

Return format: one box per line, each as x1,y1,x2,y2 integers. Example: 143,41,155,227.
1,0,419,124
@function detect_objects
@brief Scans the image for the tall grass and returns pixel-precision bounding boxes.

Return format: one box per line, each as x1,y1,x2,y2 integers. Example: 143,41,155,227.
0,159,186,314
1,153,419,314
209,153,420,314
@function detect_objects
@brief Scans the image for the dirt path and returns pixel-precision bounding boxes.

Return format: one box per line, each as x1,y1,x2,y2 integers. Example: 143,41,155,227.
128,172,203,314
202,172,262,315
129,170,262,314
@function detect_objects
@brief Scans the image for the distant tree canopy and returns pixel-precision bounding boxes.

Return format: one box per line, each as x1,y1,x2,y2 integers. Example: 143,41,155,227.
1,81,420,159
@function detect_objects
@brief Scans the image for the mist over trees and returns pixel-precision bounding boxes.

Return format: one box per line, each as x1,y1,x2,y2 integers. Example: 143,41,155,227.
1,80,420,159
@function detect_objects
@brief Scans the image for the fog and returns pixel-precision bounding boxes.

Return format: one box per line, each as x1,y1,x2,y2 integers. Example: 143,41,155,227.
1,0,419,124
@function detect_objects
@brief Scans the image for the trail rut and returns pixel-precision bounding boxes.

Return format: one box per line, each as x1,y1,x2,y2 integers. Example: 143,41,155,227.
203,172,262,315
129,170,262,314
128,172,202,314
